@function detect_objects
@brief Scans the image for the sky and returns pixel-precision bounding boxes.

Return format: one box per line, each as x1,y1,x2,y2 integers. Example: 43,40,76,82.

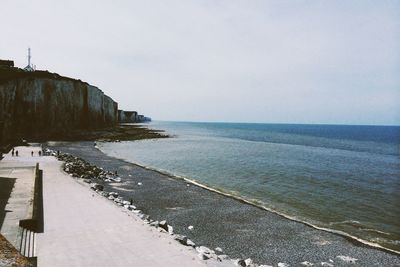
1,0,399,125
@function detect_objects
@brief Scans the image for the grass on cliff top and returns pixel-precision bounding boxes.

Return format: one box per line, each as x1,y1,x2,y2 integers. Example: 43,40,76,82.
0,68,86,85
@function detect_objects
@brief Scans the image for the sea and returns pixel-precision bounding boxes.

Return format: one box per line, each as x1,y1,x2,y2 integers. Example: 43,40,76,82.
97,121,400,253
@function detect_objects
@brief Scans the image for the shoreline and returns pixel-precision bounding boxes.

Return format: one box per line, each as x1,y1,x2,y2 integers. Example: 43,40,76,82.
47,141,400,266
0,145,233,267
102,150,399,257
0,124,169,151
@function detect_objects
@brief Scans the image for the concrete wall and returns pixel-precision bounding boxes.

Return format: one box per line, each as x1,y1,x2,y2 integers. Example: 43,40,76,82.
0,77,118,143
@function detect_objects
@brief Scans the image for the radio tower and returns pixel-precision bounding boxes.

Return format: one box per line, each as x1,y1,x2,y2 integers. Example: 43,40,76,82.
24,47,34,72
28,47,31,67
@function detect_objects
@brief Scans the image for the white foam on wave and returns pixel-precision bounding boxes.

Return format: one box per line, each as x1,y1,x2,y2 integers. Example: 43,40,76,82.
362,228,390,235
329,220,361,226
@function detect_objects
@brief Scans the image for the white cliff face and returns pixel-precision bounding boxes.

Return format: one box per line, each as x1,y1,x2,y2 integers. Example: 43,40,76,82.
0,77,118,142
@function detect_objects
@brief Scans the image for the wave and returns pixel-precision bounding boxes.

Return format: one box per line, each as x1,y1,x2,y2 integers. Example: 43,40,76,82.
97,143,400,255
329,221,392,236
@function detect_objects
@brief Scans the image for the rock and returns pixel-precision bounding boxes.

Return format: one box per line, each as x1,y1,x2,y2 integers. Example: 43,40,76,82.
186,239,195,247
217,255,229,261
215,247,223,253
122,201,131,205
124,204,130,209
244,258,253,266
108,192,118,197
128,205,136,210
96,184,104,191
113,177,122,182
174,235,188,245
198,253,209,260
196,246,214,255
167,225,174,235
188,225,194,230
234,259,246,267
83,179,91,183
336,255,357,263
90,183,104,191
158,220,168,231
149,220,159,227
138,182,142,186
108,196,115,200
173,235,195,247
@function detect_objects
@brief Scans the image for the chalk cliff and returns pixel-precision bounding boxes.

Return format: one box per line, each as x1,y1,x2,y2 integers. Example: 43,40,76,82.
0,69,118,144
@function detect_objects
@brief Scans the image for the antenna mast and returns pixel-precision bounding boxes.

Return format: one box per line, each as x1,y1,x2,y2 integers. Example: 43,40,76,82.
28,47,31,67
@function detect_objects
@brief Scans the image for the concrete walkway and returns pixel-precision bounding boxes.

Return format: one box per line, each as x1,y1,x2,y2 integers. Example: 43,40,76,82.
0,145,229,267
0,146,41,249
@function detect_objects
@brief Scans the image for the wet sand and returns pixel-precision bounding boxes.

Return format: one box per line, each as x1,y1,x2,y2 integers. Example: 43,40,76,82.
48,141,400,266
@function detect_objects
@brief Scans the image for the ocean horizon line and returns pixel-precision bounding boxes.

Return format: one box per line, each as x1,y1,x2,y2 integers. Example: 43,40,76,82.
152,120,400,127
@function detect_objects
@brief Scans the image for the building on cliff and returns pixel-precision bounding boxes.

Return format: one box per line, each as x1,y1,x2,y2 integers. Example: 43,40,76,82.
0,60,14,69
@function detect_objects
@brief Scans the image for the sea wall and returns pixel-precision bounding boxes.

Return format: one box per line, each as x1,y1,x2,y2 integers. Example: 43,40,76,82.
0,76,118,143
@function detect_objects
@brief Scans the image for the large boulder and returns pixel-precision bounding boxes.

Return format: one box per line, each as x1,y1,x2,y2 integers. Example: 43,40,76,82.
158,220,168,231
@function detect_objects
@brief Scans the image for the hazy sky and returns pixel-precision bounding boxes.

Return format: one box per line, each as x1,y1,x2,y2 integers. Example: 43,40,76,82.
1,0,399,125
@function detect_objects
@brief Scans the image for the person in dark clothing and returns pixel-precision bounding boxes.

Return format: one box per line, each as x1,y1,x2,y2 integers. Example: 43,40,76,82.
31,151,34,156
38,151,41,156
12,150,14,157
15,150,18,157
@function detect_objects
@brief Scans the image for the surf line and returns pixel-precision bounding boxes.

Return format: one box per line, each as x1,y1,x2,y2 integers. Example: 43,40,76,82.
96,144,400,256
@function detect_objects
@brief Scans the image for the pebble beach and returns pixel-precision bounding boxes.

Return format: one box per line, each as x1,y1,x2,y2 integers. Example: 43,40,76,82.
47,141,400,267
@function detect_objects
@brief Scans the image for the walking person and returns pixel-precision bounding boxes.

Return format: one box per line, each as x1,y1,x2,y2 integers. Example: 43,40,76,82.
15,150,18,157
31,151,34,157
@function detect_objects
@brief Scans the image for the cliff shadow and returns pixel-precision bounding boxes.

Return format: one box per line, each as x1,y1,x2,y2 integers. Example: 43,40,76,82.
0,177,16,230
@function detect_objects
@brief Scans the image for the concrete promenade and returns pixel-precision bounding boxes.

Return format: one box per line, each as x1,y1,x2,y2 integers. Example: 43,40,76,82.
0,146,40,250
1,146,231,267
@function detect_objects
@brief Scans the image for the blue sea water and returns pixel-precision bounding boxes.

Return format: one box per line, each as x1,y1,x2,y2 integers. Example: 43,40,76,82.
98,121,400,252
